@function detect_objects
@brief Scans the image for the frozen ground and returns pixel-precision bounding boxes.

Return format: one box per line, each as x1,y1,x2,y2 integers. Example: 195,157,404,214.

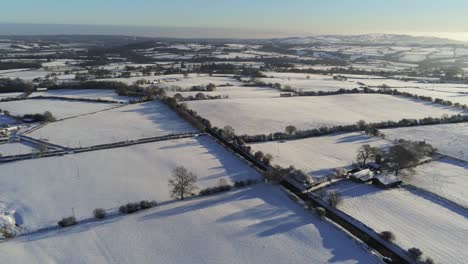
0,69,48,80
257,72,360,92
186,94,464,135
0,92,24,99
160,75,243,90
0,185,381,264
167,86,282,99
325,181,468,264
30,101,195,147
30,89,133,103
383,123,468,162
0,99,119,120
250,132,389,178
0,136,260,230
410,158,468,208
0,142,36,156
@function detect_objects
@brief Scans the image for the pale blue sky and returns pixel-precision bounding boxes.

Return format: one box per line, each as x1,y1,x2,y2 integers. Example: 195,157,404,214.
2,0,468,38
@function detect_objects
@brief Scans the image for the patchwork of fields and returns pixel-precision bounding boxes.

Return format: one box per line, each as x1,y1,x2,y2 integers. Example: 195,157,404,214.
187,94,463,134
0,136,259,229
29,101,195,147
1,35,468,264
0,185,381,264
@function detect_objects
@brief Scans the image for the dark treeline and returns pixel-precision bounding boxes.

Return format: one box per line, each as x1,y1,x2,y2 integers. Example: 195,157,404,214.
47,80,130,91
294,87,468,110
0,78,34,93
160,97,211,131
173,93,228,102
240,114,468,143
0,61,42,70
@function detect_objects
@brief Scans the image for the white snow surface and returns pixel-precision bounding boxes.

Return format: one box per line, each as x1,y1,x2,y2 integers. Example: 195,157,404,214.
410,158,468,208
258,72,360,92
325,181,468,264
0,99,119,120
0,136,260,230
186,94,464,135
383,123,468,162
0,142,35,156
29,101,195,147
250,133,389,178
0,185,381,264
167,86,283,99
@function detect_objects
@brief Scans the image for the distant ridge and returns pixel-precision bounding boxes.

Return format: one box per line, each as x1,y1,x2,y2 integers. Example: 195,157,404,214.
270,34,465,45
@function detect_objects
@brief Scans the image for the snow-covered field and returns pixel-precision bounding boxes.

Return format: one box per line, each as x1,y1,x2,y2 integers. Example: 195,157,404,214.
0,99,119,120
383,123,468,162
30,89,133,103
410,158,468,208
0,92,24,99
160,75,243,90
382,87,468,105
250,132,389,178
325,181,468,264
0,136,260,230
0,69,48,80
187,94,464,134
167,86,282,99
0,185,381,264
258,72,359,91
0,142,36,156
30,101,195,147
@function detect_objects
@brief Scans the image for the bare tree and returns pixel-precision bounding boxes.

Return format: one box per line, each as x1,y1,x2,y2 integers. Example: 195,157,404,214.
384,145,417,176
285,125,297,135
168,166,198,200
263,153,273,165
356,144,380,167
206,83,216,91
222,125,236,140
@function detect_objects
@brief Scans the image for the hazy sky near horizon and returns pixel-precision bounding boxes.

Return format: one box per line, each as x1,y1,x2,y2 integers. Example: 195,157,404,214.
2,0,468,39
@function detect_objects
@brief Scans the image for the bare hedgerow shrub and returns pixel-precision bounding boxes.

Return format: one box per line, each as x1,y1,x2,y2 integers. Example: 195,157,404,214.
327,191,343,208
234,179,257,188
423,257,435,264
314,207,326,219
140,200,158,210
58,216,77,227
0,226,15,239
93,208,107,220
407,247,423,261
119,203,140,214
379,231,395,242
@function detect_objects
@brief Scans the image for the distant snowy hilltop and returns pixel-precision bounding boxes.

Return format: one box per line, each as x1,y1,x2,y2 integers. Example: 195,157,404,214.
270,34,464,45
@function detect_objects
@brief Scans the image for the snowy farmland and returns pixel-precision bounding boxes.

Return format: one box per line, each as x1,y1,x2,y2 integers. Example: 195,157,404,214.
410,158,468,208
159,75,243,90
0,136,260,230
30,89,133,103
325,181,468,264
0,185,381,264
257,72,360,92
250,132,389,178
383,123,468,162
186,94,464,135
0,99,120,120
167,85,283,99
29,101,195,147
0,142,36,156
